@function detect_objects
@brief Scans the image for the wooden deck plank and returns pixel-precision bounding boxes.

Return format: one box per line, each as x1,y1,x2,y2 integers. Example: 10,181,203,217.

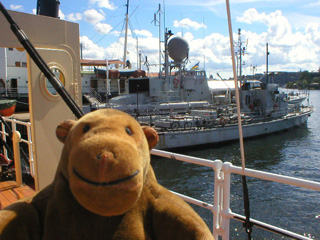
1,189,18,203
0,192,11,209
0,181,15,189
0,181,35,209
16,186,35,197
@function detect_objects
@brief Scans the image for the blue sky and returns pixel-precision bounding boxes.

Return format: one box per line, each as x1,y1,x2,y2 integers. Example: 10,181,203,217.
2,0,320,78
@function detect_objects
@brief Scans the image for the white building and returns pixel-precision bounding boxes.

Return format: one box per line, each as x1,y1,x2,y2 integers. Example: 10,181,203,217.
0,47,28,96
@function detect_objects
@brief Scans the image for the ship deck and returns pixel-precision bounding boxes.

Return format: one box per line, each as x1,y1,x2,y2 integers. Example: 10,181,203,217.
0,181,35,209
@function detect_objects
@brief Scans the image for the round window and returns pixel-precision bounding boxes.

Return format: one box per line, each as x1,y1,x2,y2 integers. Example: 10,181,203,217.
45,68,65,96
40,64,66,101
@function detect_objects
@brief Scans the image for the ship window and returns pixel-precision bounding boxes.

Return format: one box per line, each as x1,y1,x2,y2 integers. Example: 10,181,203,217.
40,65,66,101
8,48,13,51
246,95,251,105
22,62,27,67
44,68,65,96
128,78,149,93
15,61,21,67
0,79,5,91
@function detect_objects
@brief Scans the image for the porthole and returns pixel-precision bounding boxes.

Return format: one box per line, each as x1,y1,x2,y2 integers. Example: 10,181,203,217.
40,64,66,101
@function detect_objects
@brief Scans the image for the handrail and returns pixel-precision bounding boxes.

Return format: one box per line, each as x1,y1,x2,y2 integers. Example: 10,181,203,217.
0,116,35,177
151,149,318,239
89,87,102,103
1,119,317,239
226,162,320,191
83,87,103,104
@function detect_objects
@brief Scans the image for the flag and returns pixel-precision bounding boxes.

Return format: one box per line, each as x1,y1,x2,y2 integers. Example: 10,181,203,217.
190,62,200,70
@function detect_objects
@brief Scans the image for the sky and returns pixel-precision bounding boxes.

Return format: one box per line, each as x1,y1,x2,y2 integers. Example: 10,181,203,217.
2,0,320,79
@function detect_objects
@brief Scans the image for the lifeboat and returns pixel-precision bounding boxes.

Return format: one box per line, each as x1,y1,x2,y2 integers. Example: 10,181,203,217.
0,100,16,116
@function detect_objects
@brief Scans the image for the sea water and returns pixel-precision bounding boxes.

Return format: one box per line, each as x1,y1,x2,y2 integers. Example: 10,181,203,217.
151,90,320,239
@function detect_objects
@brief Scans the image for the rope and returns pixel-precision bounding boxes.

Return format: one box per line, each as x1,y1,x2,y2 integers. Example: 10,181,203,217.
242,175,253,239
225,0,252,238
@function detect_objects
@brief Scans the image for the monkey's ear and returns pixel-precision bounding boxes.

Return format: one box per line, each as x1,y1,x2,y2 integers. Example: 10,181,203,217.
142,126,159,150
56,120,76,143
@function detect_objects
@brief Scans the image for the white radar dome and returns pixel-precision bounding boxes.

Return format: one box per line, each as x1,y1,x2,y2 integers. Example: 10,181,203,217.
168,37,189,62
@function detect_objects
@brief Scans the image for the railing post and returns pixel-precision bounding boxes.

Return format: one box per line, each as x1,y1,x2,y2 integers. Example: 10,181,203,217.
12,131,22,186
221,162,232,240
0,121,7,159
26,122,35,177
213,160,223,239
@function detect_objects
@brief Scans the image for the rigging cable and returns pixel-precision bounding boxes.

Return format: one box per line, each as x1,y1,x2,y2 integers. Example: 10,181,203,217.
111,19,126,60
225,0,253,239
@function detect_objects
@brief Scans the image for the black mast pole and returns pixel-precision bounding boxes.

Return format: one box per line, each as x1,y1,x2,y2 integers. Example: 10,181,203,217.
266,43,269,84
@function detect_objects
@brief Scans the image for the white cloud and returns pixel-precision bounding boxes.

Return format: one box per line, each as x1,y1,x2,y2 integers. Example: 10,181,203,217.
80,36,106,59
134,30,153,38
67,13,83,22
79,6,320,77
305,23,320,45
89,0,117,10
171,32,193,43
94,23,113,34
232,8,320,75
83,9,105,25
174,18,207,31
188,32,231,73
305,0,320,7
59,10,65,20
237,8,265,24
10,4,23,11
110,31,121,37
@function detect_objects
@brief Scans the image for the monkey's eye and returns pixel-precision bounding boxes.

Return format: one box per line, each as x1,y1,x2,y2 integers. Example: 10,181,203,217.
125,127,133,136
83,124,90,133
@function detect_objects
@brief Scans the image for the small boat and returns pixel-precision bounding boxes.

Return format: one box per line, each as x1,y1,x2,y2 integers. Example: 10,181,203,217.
287,92,308,105
0,99,16,116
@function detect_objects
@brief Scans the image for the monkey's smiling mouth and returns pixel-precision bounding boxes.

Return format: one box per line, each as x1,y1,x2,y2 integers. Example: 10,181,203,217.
73,167,140,186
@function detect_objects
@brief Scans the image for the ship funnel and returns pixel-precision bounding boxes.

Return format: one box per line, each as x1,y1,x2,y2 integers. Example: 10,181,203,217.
37,0,60,18
168,37,189,63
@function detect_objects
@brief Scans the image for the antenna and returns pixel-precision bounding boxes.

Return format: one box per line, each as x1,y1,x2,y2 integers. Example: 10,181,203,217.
181,13,183,37
152,3,163,76
234,28,248,82
250,64,257,75
266,43,270,84
123,0,129,68
163,0,166,39
203,16,206,71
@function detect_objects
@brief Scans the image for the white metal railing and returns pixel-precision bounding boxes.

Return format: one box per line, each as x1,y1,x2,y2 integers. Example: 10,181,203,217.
83,87,103,104
0,86,29,96
151,149,319,240
2,115,318,239
0,117,35,177
137,106,313,133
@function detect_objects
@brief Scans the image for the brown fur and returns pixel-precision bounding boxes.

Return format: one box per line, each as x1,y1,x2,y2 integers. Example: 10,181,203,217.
0,109,214,240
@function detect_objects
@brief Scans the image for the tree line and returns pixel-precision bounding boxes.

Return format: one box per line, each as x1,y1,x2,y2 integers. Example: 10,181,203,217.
286,70,320,89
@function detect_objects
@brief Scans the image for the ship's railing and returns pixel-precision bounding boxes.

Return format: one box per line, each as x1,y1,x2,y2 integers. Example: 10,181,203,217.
151,149,319,240
138,105,313,132
0,86,29,97
2,115,318,239
82,87,103,103
0,117,35,177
